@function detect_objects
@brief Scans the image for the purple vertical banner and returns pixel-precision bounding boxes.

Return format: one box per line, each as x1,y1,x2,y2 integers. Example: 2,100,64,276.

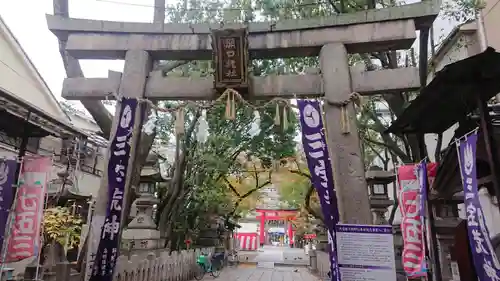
90,98,138,281
0,159,17,249
297,100,340,281
457,132,500,281
416,162,427,218
415,162,428,275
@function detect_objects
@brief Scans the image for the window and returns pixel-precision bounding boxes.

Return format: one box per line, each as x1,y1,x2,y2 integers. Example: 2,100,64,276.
373,184,386,195
369,183,387,196
139,182,156,194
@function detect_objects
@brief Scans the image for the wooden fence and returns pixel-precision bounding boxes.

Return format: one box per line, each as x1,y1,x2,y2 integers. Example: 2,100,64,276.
34,248,214,281
114,248,214,281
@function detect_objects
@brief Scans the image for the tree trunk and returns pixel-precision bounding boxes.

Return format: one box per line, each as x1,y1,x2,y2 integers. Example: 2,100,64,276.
158,111,201,237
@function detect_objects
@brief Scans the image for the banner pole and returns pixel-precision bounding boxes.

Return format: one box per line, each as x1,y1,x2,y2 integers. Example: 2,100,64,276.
422,160,441,281
35,158,52,281
34,189,49,280
416,132,442,281
417,158,443,281
415,161,434,281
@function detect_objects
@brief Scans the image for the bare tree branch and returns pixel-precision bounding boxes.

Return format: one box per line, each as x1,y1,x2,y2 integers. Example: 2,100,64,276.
363,140,387,166
240,170,272,199
326,0,342,13
223,177,241,197
228,170,272,218
289,169,311,180
362,109,411,162
155,60,190,76
304,183,324,223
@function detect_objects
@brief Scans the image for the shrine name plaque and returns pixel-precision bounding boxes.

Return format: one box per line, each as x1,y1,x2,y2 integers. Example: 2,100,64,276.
212,28,249,93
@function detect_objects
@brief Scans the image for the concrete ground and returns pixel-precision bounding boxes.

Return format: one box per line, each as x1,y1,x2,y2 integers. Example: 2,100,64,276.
238,246,308,266
197,246,315,281
199,266,319,281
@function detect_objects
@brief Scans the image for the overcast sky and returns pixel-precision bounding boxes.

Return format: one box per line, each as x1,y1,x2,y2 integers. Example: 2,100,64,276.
0,0,455,106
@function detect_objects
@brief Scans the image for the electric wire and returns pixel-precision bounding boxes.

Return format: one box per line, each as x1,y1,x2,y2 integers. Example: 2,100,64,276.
484,0,500,17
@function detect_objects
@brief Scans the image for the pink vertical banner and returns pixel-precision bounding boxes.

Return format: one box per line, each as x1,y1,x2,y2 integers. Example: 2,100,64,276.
4,157,51,262
398,163,436,278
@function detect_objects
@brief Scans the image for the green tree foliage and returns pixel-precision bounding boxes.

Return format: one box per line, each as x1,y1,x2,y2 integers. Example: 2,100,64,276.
153,0,421,239
43,207,82,249
441,0,485,23
154,99,298,249
275,169,311,209
77,0,476,249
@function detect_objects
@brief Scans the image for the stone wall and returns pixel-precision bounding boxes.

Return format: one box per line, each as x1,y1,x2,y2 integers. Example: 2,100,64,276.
314,251,331,279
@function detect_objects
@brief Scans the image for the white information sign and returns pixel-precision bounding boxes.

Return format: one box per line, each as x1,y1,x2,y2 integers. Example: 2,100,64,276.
336,224,397,281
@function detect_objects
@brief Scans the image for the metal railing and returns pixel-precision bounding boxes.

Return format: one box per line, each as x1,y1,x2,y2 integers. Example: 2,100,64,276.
53,154,103,177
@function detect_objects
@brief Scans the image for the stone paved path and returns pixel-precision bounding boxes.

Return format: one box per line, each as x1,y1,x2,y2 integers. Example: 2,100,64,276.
240,246,308,266
200,266,319,281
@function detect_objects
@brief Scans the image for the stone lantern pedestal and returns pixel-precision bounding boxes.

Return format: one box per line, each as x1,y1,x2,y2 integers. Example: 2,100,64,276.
122,153,164,250
312,222,329,251
122,192,161,250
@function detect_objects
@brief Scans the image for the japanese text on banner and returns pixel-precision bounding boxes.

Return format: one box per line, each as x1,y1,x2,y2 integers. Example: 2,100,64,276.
457,133,500,281
397,163,436,278
298,100,340,281
4,157,50,262
0,159,17,249
90,98,138,281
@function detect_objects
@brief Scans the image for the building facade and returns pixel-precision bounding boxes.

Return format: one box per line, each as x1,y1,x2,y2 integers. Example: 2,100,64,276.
0,15,108,274
0,15,106,199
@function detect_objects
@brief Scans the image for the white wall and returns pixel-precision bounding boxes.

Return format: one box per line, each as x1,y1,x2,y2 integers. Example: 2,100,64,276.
238,222,258,233
0,18,67,122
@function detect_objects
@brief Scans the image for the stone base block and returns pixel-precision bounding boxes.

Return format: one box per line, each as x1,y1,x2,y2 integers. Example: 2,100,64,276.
122,228,160,240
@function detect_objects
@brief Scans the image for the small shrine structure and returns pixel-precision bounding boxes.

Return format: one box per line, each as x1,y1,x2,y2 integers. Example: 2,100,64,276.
256,208,298,247
386,47,500,281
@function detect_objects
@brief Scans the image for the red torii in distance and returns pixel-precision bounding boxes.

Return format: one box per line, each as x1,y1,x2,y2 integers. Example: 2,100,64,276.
256,209,298,246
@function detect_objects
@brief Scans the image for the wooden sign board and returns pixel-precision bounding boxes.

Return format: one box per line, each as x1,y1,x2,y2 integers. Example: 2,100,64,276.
212,28,249,94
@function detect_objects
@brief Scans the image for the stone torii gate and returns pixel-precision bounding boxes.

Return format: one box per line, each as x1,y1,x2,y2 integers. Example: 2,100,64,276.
47,0,439,260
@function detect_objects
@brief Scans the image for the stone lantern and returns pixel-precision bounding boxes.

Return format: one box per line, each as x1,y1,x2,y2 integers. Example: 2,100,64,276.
365,166,395,225
312,220,329,251
122,153,165,250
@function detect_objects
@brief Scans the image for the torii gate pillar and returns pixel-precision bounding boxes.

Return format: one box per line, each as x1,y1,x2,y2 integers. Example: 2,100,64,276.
320,43,372,224
86,50,151,279
93,50,151,214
